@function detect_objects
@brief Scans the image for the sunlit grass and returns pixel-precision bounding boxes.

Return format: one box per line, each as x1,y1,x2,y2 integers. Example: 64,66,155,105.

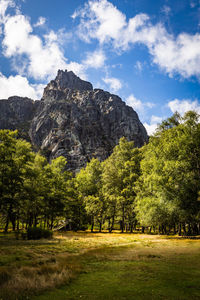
0,232,200,299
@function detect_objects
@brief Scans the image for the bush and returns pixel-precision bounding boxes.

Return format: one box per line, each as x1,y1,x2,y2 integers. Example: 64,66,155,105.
21,232,27,240
0,269,11,285
27,227,53,240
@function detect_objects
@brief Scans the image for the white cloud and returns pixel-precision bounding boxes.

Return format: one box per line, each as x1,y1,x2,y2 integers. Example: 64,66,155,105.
2,14,68,80
168,99,200,115
0,73,44,99
0,0,14,22
73,0,127,44
65,49,106,79
126,94,154,114
65,61,87,80
144,115,163,135
34,16,46,27
73,0,200,80
83,49,106,69
102,76,122,92
150,32,200,78
0,1,110,85
126,94,144,112
143,123,158,136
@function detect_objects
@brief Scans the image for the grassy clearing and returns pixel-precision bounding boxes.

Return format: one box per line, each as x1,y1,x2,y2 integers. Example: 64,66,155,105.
0,232,200,299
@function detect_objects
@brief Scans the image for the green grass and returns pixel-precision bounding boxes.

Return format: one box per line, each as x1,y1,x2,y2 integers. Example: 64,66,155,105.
1,232,200,299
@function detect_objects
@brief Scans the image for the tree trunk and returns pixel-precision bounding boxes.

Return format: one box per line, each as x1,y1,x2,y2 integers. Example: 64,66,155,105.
4,215,9,233
188,223,191,236
121,206,125,233
34,215,37,227
173,224,176,234
11,215,16,231
99,221,102,233
91,216,94,233
50,216,54,230
182,223,186,235
120,221,124,233
108,218,111,232
178,223,182,236
109,215,115,233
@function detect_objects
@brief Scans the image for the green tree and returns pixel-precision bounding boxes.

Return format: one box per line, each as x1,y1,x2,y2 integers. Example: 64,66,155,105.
76,158,104,232
135,111,200,235
102,137,141,232
0,130,34,231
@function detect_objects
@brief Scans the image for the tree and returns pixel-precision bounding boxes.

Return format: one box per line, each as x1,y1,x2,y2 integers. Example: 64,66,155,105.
102,137,141,232
76,158,104,232
135,111,200,235
43,156,70,229
0,130,34,231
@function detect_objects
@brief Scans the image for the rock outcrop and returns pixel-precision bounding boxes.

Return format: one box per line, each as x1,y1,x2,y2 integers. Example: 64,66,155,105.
0,70,148,172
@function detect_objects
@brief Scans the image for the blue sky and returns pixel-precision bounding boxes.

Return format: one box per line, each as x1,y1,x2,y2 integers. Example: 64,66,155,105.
0,0,200,134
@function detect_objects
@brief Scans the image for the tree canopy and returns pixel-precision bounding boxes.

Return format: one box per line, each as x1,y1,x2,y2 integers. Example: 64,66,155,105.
1,111,200,236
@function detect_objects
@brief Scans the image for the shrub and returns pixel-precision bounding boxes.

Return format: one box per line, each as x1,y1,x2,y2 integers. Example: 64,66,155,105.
27,227,53,240
21,232,27,240
0,269,11,285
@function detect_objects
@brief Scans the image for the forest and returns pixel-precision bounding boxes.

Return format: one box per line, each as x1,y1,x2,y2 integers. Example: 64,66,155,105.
0,110,200,236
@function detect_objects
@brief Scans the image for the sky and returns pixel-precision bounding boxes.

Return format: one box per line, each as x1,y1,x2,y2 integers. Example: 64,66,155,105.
0,0,200,134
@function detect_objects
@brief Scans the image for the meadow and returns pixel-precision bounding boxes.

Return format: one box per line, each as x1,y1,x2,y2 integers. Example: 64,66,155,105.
0,232,200,300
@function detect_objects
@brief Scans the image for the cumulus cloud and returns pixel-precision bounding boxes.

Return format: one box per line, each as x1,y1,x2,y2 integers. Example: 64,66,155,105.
72,0,127,44
0,1,110,84
102,76,122,92
65,49,106,79
0,73,44,99
2,14,68,80
168,99,200,115
73,0,200,80
126,94,154,115
144,115,163,136
83,49,106,69
65,61,87,80
0,0,14,21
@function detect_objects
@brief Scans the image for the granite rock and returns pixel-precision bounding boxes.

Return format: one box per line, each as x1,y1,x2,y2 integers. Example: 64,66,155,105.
0,70,148,172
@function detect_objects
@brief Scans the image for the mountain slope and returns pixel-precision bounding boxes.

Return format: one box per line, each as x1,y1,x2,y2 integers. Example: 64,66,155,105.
0,70,148,171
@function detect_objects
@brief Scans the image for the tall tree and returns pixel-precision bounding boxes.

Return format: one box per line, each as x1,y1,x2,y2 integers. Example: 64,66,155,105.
0,130,34,231
102,137,141,232
135,111,200,235
76,158,104,232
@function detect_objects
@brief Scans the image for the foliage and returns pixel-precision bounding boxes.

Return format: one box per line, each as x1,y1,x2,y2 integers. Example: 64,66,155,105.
135,111,200,234
0,110,200,236
27,227,53,240
102,137,141,232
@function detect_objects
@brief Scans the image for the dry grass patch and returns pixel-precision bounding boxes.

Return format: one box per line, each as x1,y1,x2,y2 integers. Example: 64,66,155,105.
1,232,200,300
0,254,81,300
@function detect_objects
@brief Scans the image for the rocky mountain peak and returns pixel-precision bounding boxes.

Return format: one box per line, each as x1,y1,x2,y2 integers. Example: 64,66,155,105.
0,70,148,172
45,69,93,93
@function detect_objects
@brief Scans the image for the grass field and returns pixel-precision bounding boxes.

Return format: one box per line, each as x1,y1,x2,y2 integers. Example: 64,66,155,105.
0,232,200,299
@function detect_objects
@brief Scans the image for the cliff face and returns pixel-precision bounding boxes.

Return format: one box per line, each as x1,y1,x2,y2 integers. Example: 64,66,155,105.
0,70,148,171
0,96,39,141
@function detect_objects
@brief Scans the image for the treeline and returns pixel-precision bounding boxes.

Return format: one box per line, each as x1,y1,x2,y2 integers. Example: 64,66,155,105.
0,111,200,235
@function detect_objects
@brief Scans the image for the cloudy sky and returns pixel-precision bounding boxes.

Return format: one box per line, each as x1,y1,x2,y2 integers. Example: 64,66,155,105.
0,0,200,134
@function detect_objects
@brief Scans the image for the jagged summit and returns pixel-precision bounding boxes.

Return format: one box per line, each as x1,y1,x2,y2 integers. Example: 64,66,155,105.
44,69,93,93
0,70,148,172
